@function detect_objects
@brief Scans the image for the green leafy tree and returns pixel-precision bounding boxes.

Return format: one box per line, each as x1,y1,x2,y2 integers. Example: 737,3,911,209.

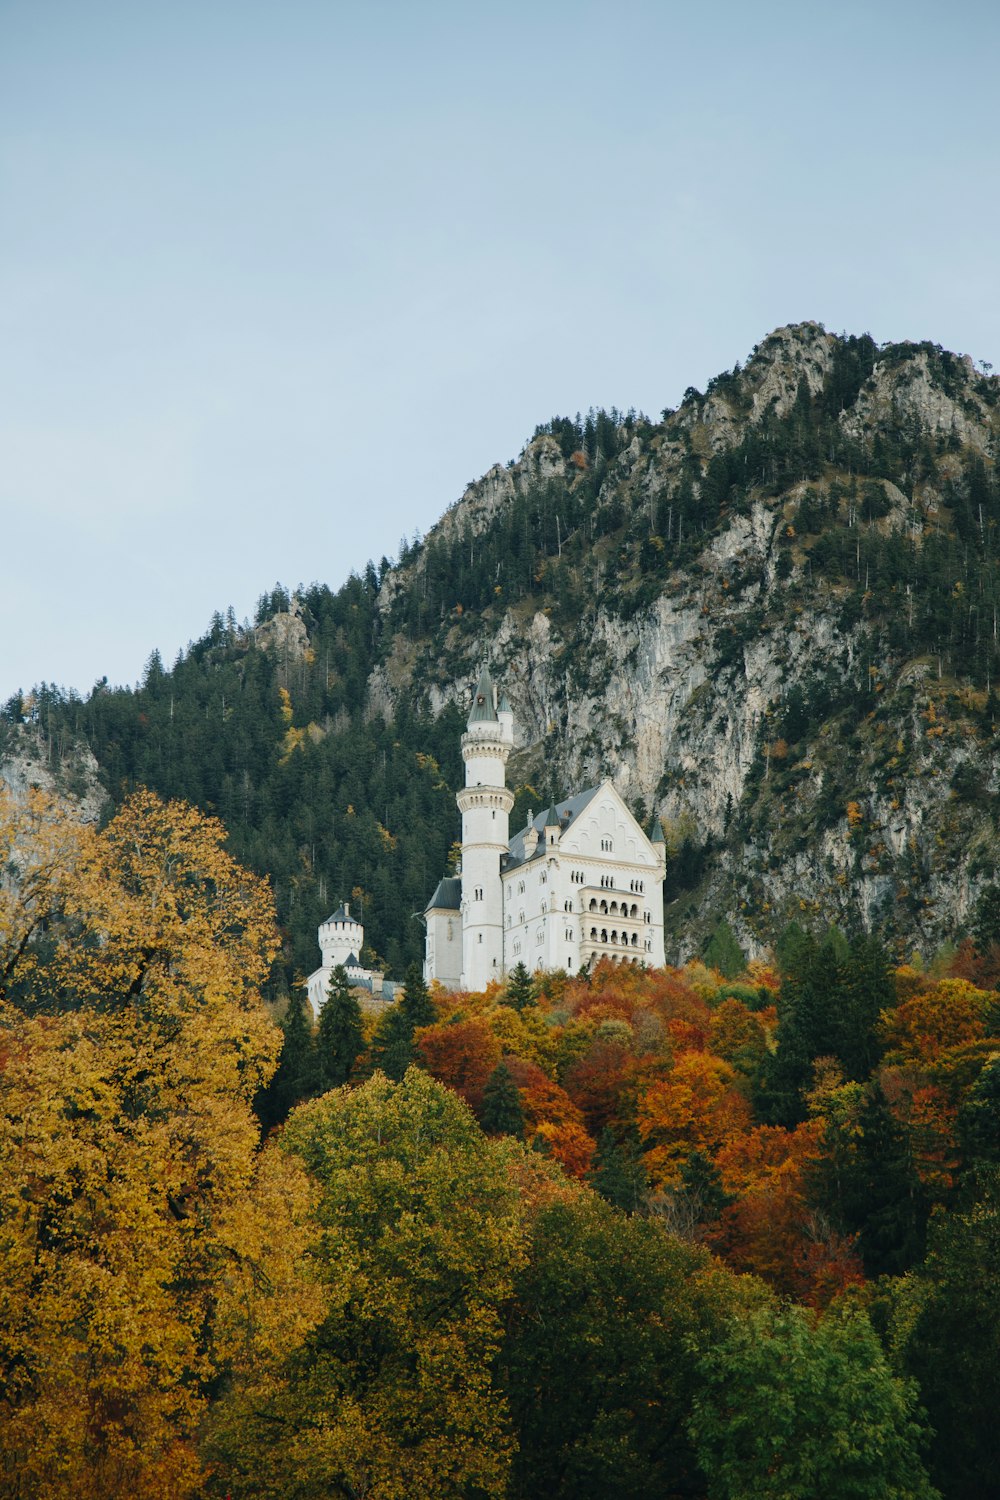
502,1195,743,1500
891,1172,1000,1500
369,1000,414,1082
368,963,436,1082
688,1301,939,1500
316,964,364,1090
204,1069,526,1499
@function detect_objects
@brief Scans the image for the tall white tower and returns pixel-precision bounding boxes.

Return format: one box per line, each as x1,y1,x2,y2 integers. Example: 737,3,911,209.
458,665,514,990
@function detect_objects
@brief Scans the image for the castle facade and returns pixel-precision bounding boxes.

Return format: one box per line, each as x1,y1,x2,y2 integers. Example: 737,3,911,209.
423,667,666,989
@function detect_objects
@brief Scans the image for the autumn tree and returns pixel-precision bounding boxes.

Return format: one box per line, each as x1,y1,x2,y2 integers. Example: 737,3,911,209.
0,790,321,1500
637,1052,752,1188
415,1016,501,1111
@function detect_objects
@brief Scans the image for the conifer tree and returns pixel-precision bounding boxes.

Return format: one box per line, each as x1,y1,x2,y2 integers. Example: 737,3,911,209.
588,1127,648,1213
505,961,536,1012
369,1002,414,1082
262,993,319,1125
400,960,435,1030
317,965,364,1091
480,1061,525,1139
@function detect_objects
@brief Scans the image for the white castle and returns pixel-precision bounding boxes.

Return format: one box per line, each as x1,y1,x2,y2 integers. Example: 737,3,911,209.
423,666,666,989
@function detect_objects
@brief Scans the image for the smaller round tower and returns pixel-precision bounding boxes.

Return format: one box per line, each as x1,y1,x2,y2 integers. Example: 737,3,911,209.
318,902,365,970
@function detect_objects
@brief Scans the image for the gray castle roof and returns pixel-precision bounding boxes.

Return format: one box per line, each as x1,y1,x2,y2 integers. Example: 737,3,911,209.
467,665,498,724
426,876,462,911
325,903,357,925
504,786,602,872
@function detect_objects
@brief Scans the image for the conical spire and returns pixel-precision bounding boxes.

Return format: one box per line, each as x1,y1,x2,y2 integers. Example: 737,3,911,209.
498,690,512,713
649,815,665,845
544,804,561,827
467,665,498,725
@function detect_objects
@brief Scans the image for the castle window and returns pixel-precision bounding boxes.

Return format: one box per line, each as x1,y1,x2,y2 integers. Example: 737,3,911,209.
518,881,525,895
474,886,483,901
564,900,571,912
565,927,573,941
541,900,547,914
589,898,597,911
536,928,544,944
478,934,483,943
539,871,547,885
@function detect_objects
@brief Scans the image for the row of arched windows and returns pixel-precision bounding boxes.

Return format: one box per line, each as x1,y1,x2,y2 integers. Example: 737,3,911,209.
588,899,640,918
588,927,641,948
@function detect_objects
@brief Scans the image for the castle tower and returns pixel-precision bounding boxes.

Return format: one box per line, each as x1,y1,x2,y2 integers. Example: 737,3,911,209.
318,902,364,970
458,665,514,990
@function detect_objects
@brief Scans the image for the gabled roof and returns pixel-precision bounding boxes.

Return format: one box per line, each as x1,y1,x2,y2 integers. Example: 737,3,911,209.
467,665,498,724
504,786,602,871
425,876,462,912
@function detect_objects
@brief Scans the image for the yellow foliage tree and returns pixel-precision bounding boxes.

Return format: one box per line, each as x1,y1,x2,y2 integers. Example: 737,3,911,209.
0,789,322,1499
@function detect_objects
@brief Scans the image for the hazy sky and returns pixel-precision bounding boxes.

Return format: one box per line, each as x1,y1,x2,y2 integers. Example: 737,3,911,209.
2,0,998,701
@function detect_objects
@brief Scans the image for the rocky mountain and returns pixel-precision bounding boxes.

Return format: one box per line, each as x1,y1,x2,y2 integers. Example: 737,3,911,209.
10,322,1000,977
367,322,1000,962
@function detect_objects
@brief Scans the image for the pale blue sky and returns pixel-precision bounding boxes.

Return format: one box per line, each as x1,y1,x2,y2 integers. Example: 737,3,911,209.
2,0,998,700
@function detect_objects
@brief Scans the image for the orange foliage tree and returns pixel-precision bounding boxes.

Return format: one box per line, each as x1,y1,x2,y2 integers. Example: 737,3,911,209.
415,1017,502,1111
637,1053,752,1188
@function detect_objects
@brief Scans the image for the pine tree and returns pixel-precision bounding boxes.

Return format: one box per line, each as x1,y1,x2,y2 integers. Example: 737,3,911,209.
259,992,319,1125
400,960,435,1030
588,1127,648,1213
505,961,536,1012
369,1002,413,1082
480,1062,525,1139
317,965,364,1091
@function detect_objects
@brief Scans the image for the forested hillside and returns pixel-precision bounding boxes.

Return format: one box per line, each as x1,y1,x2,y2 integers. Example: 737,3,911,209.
6,322,1000,987
5,786,998,1497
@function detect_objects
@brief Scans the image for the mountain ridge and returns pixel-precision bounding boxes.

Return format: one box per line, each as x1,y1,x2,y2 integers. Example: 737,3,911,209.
6,322,1000,981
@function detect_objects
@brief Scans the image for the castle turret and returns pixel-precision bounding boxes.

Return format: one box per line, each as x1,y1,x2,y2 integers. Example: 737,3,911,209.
458,665,514,990
319,902,365,971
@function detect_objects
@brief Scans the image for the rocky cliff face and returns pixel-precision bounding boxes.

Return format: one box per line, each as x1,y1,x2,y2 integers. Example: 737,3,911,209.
361,323,1000,961
0,721,107,824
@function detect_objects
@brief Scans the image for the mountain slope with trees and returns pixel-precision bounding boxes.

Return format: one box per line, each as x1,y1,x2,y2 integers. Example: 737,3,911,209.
6,322,1000,985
